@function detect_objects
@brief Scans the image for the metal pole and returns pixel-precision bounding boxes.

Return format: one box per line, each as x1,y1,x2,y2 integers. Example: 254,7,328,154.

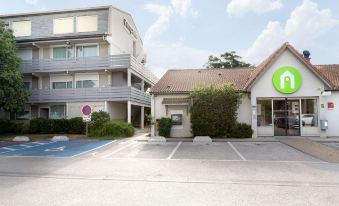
86,122,88,137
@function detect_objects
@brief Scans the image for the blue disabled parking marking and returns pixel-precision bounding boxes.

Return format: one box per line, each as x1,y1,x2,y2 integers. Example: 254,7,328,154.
0,140,114,157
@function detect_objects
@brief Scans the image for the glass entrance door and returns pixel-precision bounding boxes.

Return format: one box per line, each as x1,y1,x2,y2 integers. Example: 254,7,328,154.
273,99,300,136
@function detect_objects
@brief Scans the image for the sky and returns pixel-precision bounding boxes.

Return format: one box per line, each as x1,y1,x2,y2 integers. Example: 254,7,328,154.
1,0,339,77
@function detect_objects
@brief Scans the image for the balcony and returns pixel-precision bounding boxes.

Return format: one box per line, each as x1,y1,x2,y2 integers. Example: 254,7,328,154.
20,54,158,84
29,86,151,106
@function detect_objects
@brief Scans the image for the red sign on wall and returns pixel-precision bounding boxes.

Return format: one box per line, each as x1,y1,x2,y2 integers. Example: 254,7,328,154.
328,102,334,110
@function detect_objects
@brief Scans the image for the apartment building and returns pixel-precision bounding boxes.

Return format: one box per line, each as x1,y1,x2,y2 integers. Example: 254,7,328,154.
0,6,158,128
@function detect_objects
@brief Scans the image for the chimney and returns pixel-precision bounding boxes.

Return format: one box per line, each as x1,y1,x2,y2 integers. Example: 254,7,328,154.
303,50,311,63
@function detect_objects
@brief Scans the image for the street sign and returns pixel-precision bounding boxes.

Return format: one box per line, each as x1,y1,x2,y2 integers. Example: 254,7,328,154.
82,115,91,122
82,105,92,116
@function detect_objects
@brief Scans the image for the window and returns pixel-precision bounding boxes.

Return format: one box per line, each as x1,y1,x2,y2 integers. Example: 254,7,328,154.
50,105,65,119
76,45,98,57
16,111,30,120
171,114,183,125
52,81,72,89
53,47,73,59
301,99,318,127
24,82,31,90
257,99,272,127
12,21,31,37
76,15,98,32
76,80,98,88
17,48,32,60
53,17,74,34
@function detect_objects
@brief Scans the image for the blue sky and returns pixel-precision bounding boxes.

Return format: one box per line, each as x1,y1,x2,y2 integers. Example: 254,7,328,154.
1,0,339,77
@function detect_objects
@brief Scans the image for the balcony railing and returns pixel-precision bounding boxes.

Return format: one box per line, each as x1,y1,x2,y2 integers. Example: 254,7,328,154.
21,54,158,84
29,86,151,106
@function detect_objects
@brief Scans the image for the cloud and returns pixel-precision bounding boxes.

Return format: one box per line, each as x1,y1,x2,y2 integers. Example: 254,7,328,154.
145,41,214,77
144,1,203,77
171,0,198,17
244,0,339,64
227,0,283,16
144,4,172,42
25,0,38,5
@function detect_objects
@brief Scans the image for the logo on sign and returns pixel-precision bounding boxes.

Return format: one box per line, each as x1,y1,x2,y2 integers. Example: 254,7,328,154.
82,105,92,116
272,66,302,94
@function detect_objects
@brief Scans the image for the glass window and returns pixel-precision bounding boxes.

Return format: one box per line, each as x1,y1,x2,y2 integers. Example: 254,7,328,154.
23,82,31,90
257,99,272,127
16,111,30,120
50,105,65,119
53,47,73,59
76,80,98,88
301,99,318,127
52,81,72,89
76,45,98,57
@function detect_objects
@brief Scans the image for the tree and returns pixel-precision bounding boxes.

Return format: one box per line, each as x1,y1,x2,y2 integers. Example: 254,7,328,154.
205,51,252,68
0,21,29,113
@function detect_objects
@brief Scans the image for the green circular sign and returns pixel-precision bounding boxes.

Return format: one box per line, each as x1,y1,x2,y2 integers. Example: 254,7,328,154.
272,66,302,94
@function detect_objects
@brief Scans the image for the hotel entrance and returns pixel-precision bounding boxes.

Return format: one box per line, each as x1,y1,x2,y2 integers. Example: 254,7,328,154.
273,99,300,136
257,98,319,137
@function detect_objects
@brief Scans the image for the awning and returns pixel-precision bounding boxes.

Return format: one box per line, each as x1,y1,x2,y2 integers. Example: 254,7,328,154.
162,98,190,105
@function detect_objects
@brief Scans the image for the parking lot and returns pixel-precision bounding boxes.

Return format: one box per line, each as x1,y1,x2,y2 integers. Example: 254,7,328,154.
0,139,333,163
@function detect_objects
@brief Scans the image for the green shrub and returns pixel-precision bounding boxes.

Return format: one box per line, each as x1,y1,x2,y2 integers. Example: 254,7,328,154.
51,119,69,134
30,118,51,134
189,84,241,137
91,111,110,128
231,123,253,138
68,117,85,134
0,120,23,134
90,121,135,139
158,117,172,138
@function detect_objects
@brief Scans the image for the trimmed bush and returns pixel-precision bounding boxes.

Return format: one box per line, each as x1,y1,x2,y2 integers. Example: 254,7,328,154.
158,118,172,138
231,123,253,138
68,117,85,134
0,120,22,134
189,84,241,138
30,118,52,134
91,111,110,128
90,121,135,139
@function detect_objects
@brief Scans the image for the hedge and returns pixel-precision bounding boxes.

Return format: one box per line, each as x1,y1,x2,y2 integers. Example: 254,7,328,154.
158,118,172,138
0,118,85,135
89,121,135,139
189,84,241,138
230,123,253,138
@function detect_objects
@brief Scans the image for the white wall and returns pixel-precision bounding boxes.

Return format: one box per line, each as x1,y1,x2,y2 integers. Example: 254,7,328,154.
323,91,339,137
250,49,326,137
108,8,144,61
237,94,251,124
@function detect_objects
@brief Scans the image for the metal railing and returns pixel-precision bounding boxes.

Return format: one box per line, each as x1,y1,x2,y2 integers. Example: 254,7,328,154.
20,54,159,84
29,86,151,106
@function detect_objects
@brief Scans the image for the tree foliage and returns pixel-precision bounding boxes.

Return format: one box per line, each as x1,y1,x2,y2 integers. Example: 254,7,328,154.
205,51,252,68
0,21,29,113
189,84,241,137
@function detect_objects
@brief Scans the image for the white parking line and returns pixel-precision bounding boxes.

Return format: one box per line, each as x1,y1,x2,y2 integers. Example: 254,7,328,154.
167,141,182,160
102,141,138,158
228,142,246,161
0,141,56,155
1,147,17,151
71,140,116,158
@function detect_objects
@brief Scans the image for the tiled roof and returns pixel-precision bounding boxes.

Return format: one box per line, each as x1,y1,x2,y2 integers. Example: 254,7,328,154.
150,68,254,94
162,98,190,105
150,42,339,94
314,64,339,90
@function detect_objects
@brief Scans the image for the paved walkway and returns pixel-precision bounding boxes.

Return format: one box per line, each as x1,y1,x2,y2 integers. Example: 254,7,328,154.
279,137,339,163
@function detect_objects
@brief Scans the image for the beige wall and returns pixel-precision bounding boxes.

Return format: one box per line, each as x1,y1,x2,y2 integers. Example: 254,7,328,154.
43,47,50,59
112,71,127,86
99,72,109,87
106,102,127,121
152,94,192,138
152,93,252,137
67,102,105,118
